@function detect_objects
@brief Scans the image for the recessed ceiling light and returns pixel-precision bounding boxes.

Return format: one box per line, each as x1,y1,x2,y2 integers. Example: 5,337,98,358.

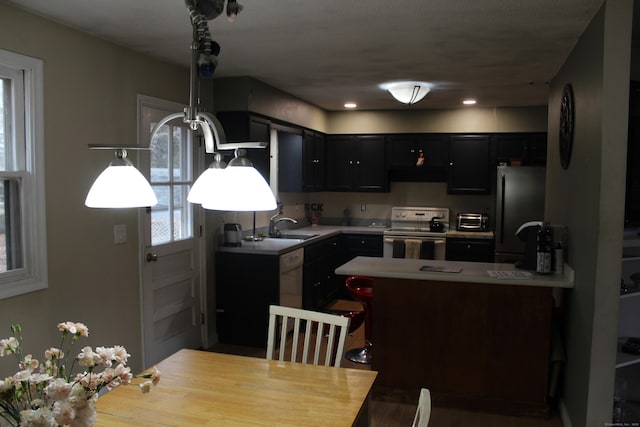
344,102,357,109
462,99,477,105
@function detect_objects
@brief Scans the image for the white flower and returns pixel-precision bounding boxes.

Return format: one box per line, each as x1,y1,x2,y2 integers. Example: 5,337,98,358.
76,346,100,368
0,336,18,356
19,408,57,427
0,376,14,393
112,345,130,364
53,400,75,426
45,378,72,401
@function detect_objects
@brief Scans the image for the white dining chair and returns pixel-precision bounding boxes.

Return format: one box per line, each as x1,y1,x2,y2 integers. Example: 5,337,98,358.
266,305,351,368
412,388,432,427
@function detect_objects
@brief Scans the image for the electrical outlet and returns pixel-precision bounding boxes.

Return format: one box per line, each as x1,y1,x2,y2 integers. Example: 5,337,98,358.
114,224,127,244
361,203,367,212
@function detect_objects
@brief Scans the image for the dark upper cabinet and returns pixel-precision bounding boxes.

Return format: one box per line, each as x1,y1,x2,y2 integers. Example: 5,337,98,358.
387,134,449,181
302,130,326,191
493,133,547,166
447,134,491,194
216,111,271,182
326,135,388,192
277,130,304,192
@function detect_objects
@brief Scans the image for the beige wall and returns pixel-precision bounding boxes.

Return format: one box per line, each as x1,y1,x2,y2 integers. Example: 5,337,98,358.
545,1,632,426
0,2,189,375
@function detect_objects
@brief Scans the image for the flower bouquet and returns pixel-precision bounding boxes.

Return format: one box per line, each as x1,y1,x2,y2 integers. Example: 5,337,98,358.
0,322,160,427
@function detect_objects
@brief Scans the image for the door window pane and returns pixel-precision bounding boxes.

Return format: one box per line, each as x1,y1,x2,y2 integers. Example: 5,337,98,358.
149,122,193,246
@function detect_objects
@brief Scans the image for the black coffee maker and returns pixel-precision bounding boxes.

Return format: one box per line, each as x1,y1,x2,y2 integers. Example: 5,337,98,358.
515,221,543,270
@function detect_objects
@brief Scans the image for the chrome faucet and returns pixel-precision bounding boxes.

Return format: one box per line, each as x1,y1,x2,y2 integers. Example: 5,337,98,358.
269,205,298,237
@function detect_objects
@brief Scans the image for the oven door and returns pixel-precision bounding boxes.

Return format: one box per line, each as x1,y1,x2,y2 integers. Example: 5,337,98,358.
383,236,446,260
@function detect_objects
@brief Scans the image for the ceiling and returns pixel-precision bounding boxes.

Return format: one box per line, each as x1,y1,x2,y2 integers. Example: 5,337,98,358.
6,0,604,111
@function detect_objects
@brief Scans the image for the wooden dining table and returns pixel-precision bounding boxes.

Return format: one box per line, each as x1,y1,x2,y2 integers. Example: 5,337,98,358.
95,349,378,426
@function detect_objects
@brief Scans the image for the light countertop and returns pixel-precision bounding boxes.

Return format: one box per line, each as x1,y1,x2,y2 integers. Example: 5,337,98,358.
335,256,574,288
216,225,387,256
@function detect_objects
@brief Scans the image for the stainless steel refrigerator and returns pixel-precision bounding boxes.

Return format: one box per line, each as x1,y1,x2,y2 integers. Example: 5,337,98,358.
494,166,546,263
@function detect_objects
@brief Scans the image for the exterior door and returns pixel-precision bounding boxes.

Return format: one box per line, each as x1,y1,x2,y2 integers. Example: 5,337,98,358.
137,95,204,368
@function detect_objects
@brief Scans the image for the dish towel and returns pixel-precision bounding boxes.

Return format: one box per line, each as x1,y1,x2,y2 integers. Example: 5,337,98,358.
405,239,422,259
392,239,406,258
420,240,435,260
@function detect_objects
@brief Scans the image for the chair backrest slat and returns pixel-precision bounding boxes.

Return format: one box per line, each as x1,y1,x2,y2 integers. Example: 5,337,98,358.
266,305,351,368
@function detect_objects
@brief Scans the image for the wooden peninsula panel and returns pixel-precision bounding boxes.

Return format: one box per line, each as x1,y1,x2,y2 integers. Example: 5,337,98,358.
372,277,553,416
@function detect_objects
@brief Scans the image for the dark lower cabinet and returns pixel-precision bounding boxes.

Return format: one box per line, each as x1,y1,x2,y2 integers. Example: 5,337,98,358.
215,252,279,347
342,233,383,262
303,236,342,310
446,237,495,262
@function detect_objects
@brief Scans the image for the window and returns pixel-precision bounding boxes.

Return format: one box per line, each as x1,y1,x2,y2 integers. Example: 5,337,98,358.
149,115,194,246
0,49,47,299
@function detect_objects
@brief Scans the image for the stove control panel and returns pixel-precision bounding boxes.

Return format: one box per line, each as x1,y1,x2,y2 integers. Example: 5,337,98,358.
390,207,450,230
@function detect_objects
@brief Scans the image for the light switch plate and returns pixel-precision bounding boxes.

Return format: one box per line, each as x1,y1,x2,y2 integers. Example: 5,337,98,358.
114,224,127,244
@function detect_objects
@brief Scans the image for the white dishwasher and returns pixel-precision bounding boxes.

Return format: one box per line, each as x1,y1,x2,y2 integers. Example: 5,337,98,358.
279,248,304,309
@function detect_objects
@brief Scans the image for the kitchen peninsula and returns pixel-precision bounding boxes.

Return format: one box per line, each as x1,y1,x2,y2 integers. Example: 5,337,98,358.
335,256,574,416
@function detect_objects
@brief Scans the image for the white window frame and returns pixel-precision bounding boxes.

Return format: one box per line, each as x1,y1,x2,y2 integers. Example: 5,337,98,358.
0,49,47,299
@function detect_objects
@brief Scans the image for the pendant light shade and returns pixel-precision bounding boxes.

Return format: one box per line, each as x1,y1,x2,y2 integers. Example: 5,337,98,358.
85,149,157,208
187,153,227,204
381,81,431,105
85,2,276,213
201,155,277,211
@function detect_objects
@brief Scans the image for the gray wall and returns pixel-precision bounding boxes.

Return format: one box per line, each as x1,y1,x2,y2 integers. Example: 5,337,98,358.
0,2,190,375
545,1,632,426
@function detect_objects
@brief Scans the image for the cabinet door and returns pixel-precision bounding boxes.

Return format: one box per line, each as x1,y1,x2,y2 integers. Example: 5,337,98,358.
278,130,303,192
387,134,420,168
302,130,325,192
303,237,342,309
494,134,528,165
326,135,356,191
216,253,279,347
216,112,271,182
420,134,449,169
354,135,387,192
448,135,491,194
342,234,383,262
528,133,547,165
446,238,495,262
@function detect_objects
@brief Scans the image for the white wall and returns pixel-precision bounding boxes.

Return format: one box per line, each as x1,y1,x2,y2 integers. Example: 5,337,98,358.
545,1,633,426
0,2,190,376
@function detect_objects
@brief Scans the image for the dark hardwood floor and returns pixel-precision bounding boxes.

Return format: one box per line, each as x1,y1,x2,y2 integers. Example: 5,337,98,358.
207,299,564,427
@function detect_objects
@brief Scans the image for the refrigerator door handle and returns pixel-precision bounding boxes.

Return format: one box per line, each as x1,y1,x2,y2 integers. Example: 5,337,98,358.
499,173,506,244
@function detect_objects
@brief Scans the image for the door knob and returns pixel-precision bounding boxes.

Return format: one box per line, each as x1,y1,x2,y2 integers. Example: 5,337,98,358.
146,253,158,262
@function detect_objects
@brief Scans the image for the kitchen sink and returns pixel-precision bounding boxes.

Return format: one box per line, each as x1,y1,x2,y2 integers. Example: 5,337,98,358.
270,233,318,240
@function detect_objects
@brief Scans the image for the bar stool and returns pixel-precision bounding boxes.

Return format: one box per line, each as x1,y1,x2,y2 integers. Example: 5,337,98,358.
344,276,374,364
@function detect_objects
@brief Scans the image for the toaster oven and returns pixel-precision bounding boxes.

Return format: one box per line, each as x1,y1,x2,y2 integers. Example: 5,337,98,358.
456,213,489,231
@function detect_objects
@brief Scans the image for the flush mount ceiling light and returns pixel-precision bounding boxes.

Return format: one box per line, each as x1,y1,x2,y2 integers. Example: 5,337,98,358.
86,0,276,211
380,81,431,105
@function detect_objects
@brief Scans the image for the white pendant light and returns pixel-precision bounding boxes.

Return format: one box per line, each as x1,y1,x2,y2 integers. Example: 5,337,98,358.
381,81,431,105
187,153,227,204
85,149,157,208
201,152,277,211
